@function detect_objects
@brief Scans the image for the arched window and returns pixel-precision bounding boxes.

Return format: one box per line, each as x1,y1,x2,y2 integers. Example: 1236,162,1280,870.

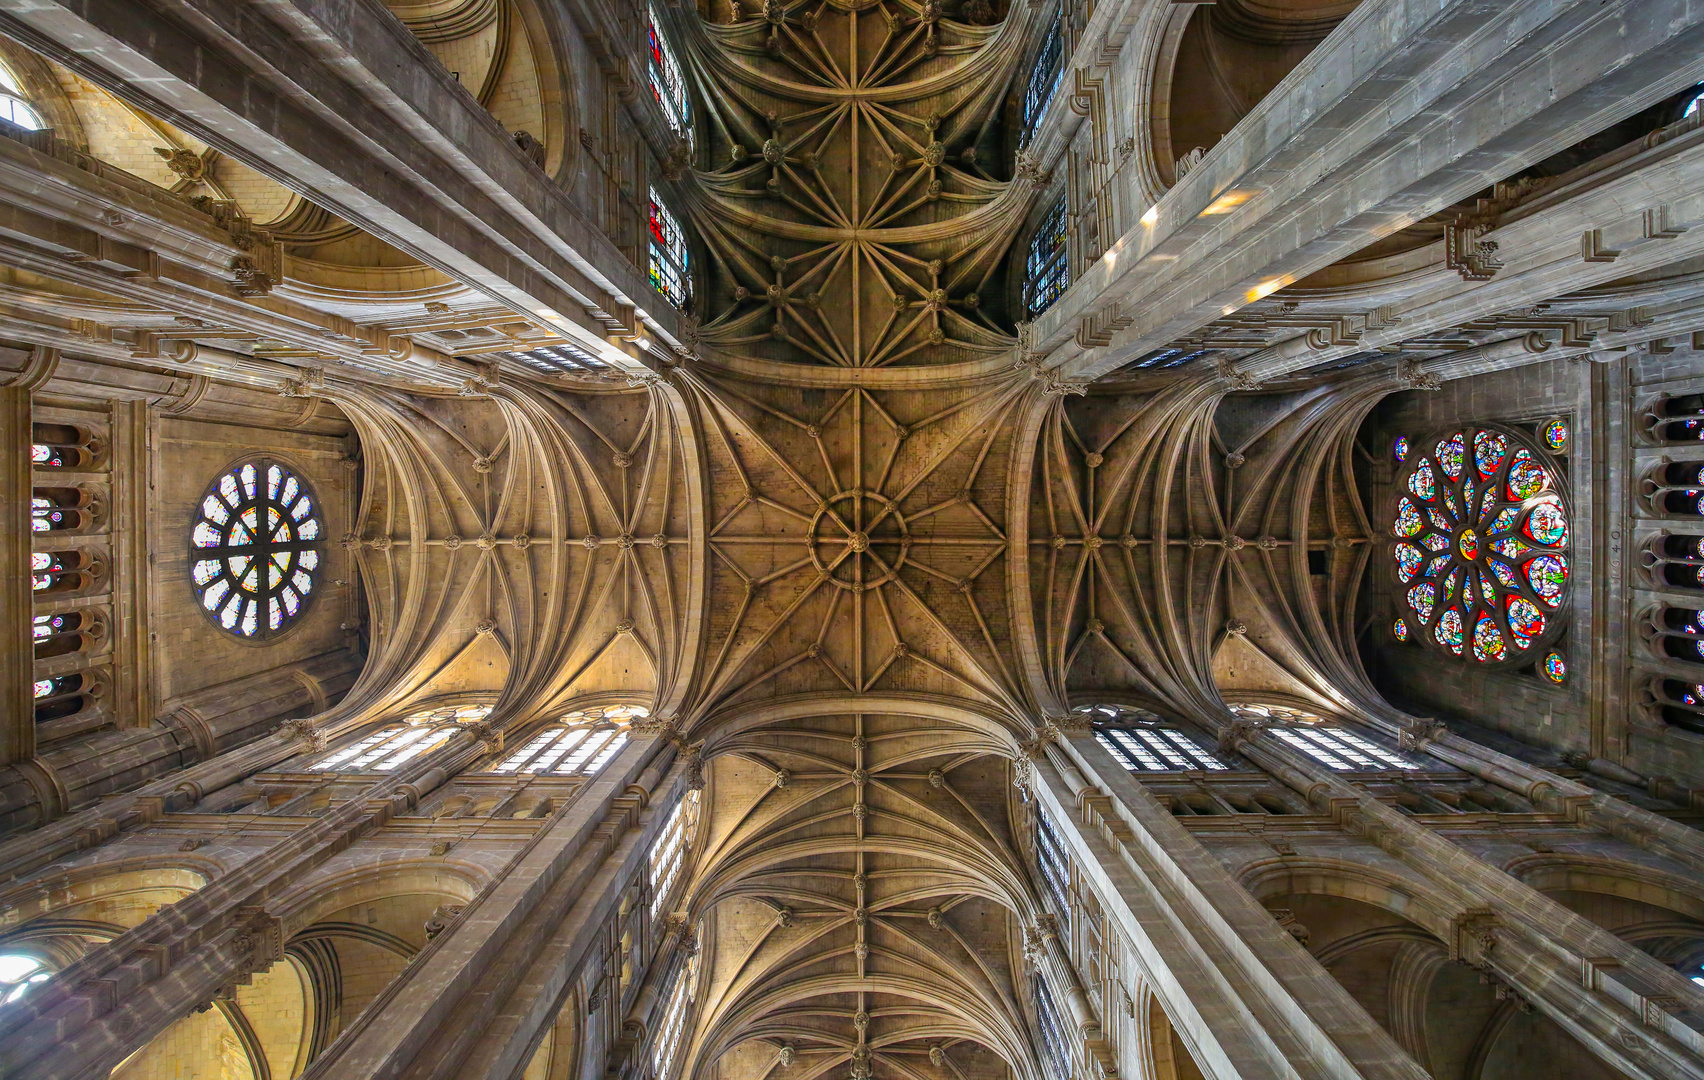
1033,974,1072,1080
1034,809,1071,916
310,704,492,772
33,611,86,660
33,673,84,723
0,60,44,131
1024,194,1069,318
0,953,51,1004
1649,534,1704,592
31,550,87,595
649,788,700,919
1648,394,1704,444
1231,703,1420,771
1077,703,1229,771
191,460,324,639
1654,607,1704,664
1021,15,1064,139
1651,679,1704,736
1390,425,1570,662
486,704,644,776
650,945,699,1080
1648,462,1704,518
648,6,690,137
648,188,691,309
31,487,89,533
31,423,92,469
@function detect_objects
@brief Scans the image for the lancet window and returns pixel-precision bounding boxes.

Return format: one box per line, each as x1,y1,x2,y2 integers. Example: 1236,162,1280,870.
31,551,84,595
1390,425,1570,662
648,7,690,137
1078,704,1229,771
650,946,698,1080
1648,462,1704,517
31,422,92,469
1654,607,1704,664
0,60,42,131
190,460,324,639
1034,810,1071,918
1024,195,1069,318
1650,534,1704,592
649,788,700,919
1231,704,1420,771
1652,680,1704,735
1648,393,1704,443
33,611,86,660
1033,974,1073,1080
484,704,645,776
648,188,691,309
31,487,89,533
310,704,493,772
33,673,84,723
1021,15,1064,138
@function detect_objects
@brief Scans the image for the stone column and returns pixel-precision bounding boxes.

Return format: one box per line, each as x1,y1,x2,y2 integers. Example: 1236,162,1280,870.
1031,732,1432,1080
0,383,32,766
1230,729,1704,1080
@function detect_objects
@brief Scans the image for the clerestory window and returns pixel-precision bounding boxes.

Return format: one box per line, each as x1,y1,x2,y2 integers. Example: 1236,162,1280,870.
1232,703,1420,772
310,704,493,772
648,7,691,137
0,954,51,1004
1024,194,1069,318
1021,16,1064,140
1034,809,1071,918
0,61,43,131
484,704,646,776
649,188,691,309
1079,704,1229,771
1033,973,1073,1080
650,945,699,1080
649,787,701,919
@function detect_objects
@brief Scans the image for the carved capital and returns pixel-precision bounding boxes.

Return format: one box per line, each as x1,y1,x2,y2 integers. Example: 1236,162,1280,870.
278,718,327,753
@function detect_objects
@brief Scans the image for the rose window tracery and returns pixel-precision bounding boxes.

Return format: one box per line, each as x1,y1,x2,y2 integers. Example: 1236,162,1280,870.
1390,425,1570,663
190,460,324,639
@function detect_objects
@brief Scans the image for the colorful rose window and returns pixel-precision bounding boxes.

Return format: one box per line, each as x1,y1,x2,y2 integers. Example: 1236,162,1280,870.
1393,435,1410,463
1542,652,1566,684
1390,425,1570,663
1542,418,1569,454
190,460,324,640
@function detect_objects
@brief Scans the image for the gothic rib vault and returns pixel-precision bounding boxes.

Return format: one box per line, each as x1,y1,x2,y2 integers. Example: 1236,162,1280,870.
1,1,1704,1079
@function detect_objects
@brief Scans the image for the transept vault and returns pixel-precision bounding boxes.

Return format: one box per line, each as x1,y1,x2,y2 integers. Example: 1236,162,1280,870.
0,1,1702,1079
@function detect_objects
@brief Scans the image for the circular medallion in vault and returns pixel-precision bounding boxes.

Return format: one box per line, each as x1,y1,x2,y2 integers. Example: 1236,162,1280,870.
807,490,910,591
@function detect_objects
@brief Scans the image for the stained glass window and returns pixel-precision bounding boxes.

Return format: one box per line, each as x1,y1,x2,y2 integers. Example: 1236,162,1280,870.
190,460,324,640
310,704,492,772
1542,418,1569,454
1393,435,1409,462
1078,704,1229,771
648,188,691,309
1390,425,1570,665
1024,195,1069,318
648,7,691,137
1652,394,1704,444
30,422,89,469
30,490,81,533
1230,704,1420,771
1034,974,1073,1080
1021,16,1064,139
650,787,701,919
1543,652,1566,684
31,551,75,593
484,704,645,776
1651,462,1704,518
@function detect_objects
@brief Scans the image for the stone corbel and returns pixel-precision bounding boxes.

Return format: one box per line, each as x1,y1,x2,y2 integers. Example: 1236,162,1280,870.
1398,719,1447,751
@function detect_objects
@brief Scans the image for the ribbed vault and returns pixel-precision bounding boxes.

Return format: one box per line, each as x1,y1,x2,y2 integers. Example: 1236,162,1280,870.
679,0,1045,368
681,712,1036,1080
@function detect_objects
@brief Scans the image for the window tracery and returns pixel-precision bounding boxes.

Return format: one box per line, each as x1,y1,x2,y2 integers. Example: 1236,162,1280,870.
1034,809,1071,918
1024,194,1069,318
190,460,324,639
483,704,645,776
1231,704,1420,771
31,422,92,469
309,704,492,772
1653,607,1704,664
32,673,84,723
33,611,86,660
1647,462,1704,518
1077,703,1229,771
1033,973,1072,1080
1651,679,1704,735
649,788,700,920
31,550,87,595
31,487,90,533
648,188,691,309
648,7,690,138
1390,424,1571,663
